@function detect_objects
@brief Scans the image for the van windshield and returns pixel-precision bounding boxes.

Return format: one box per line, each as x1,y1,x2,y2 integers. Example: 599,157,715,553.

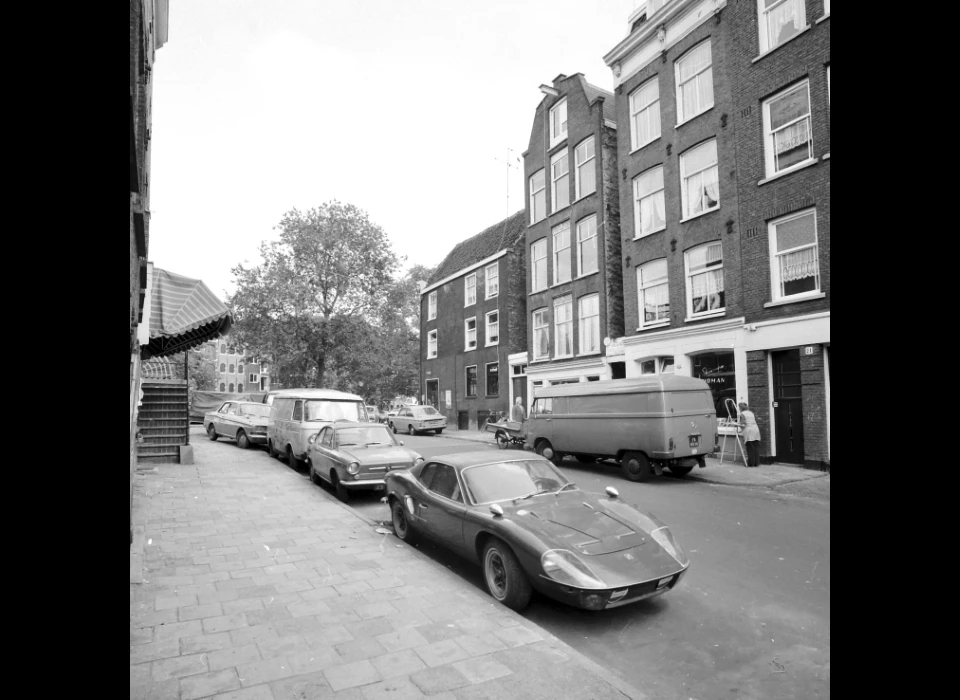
304,400,365,422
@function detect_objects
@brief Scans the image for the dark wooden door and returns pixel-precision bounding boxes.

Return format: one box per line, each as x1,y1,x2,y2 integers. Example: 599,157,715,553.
773,349,804,464
457,411,469,430
512,377,527,413
426,379,439,409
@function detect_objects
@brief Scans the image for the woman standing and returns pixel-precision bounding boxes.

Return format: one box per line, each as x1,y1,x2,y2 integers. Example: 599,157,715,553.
739,401,762,467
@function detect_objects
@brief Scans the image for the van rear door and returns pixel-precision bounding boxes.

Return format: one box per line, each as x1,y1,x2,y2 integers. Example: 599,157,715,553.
665,390,716,457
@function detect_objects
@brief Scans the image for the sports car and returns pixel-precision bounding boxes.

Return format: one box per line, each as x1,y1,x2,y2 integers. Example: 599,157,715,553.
204,401,271,449
385,451,689,612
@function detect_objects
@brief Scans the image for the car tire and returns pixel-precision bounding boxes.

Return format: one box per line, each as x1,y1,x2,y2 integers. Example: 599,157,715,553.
390,422,397,434
207,425,218,441
332,473,350,502
268,439,279,458
237,430,250,450
667,465,694,477
482,538,532,611
286,446,304,471
495,430,509,450
435,429,443,435
408,424,416,436
391,498,417,543
308,461,320,485
623,451,652,482
536,440,563,465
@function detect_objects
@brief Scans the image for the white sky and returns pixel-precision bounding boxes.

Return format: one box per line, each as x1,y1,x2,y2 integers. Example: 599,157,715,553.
150,0,642,299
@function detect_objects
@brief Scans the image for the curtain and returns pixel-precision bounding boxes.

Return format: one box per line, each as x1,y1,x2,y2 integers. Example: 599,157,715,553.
767,0,799,47
703,166,719,208
779,246,818,282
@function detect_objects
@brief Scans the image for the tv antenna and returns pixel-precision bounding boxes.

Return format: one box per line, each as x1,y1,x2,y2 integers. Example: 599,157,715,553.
493,148,521,219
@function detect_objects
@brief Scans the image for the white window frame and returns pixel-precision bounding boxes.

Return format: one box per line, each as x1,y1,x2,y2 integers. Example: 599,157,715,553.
762,80,814,177
549,97,568,147
768,207,821,303
578,293,600,355
576,215,598,277
427,329,438,359
485,262,499,299
629,77,661,151
427,291,437,321
532,308,549,360
633,165,666,238
551,150,570,212
675,39,714,125
637,259,670,328
574,136,596,200
680,139,720,219
757,0,807,54
249,373,257,383
464,317,477,351
824,0,830,14
529,169,546,224
465,365,478,398
552,221,572,286
485,310,499,346
485,362,499,396
464,273,477,307
553,295,573,359
684,242,725,319
531,238,548,292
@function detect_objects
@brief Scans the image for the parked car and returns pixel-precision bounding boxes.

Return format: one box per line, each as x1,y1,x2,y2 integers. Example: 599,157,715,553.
385,451,689,612
204,401,272,449
267,389,368,468
365,405,384,423
307,422,423,502
389,405,447,435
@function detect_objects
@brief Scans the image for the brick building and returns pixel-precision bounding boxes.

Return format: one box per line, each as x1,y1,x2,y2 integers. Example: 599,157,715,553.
518,74,623,402
214,340,270,393
419,211,527,430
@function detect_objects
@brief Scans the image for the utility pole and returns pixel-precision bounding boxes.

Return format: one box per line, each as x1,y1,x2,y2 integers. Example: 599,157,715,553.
493,148,519,219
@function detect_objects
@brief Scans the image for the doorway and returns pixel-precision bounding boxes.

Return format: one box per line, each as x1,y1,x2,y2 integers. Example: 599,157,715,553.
772,349,804,464
425,379,439,409
512,376,527,412
457,410,469,430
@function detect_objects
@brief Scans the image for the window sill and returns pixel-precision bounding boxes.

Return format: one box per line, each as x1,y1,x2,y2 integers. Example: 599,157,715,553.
485,342,499,348
634,226,666,240
529,288,549,296
427,356,437,360
550,204,571,217
465,347,477,352
553,354,575,361
758,158,819,186
816,13,830,24
465,395,477,400
675,105,714,130
464,303,477,308
630,137,660,155
549,138,567,153
528,218,546,228
550,280,573,289
575,270,600,281
530,357,551,364
576,351,602,358
485,294,499,301
572,190,597,205
822,152,830,160
763,292,825,308
752,26,811,64
679,207,719,224
636,321,670,331
684,311,725,322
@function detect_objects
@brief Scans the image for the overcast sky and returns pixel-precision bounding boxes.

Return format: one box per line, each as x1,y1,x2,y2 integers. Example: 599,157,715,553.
149,0,642,299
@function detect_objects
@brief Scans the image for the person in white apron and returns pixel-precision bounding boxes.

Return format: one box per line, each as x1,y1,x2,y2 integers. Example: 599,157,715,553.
739,401,762,467
509,397,526,423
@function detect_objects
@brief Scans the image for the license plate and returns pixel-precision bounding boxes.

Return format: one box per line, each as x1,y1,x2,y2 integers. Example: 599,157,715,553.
689,436,699,448
657,576,673,589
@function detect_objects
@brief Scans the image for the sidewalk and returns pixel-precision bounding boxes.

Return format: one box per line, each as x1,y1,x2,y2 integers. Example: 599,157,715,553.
435,426,830,491
130,429,648,700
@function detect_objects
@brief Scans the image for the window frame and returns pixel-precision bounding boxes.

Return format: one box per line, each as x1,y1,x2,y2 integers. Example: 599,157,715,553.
427,329,438,359
464,317,477,351
757,0,807,54
578,293,600,355
552,220,572,286
529,169,546,224
465,365,478,398
574,136,596,200
762,79,814,178
576,215,598,277
679,139,720,219
532,308,550,361
553,295,574,359
675,39,714,125
629,76,661,151
633,165,666,238
464,272,477,307
485,362,499,397
427,291,437,321
637,258,670,328
531,238,548,292
485,310,499,347
549,97,568,147
767,207,821,303
485,262,499,299
551,149,570,213
684,241,726,319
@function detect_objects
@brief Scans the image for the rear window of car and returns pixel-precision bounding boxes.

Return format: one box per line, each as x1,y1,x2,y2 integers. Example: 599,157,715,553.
414,406,440,416
240,405,271,418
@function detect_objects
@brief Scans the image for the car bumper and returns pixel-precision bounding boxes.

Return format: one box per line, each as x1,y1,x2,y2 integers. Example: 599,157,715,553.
343,478,387,491
248,434,268,443
534,566,688,610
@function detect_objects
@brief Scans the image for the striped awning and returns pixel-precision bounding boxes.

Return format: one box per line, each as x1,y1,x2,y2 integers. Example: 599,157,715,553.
143,266,232,358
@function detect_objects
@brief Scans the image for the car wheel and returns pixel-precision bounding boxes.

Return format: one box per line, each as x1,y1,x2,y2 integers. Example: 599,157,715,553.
286,446,304,471
236,430,250,450
391,498,417,543
207,425,218,441
408,424,416,436
623,451,652,482
308,460,320,485
495,431,509,450
536,440,563,465
668,465,694,477
390,422,397,434
482,538,532,611
435,429,443,435
332,473,350,502
268,439,279,458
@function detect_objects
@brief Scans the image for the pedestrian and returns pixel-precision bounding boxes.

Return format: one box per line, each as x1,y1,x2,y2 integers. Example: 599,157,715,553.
509,396,526,423
738,401,761,467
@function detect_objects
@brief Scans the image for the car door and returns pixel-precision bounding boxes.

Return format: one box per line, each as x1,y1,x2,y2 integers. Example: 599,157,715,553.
417,463,467,553
396,407,409,432
312,427,334,481
215,402,234,434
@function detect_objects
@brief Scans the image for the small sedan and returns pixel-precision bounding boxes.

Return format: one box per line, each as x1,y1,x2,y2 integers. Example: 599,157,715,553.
390,405,447,435
385,452,689,612
307,422,423,502
204,401,271,449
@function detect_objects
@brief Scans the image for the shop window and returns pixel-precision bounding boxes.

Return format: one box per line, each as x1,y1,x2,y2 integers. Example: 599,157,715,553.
692,351,736,417
466,366,478,397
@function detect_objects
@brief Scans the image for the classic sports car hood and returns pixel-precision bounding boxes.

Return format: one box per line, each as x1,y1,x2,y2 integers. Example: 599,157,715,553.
340,446,417,465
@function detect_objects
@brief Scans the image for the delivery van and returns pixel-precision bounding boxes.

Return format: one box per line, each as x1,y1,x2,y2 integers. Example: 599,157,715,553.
267,389,369,467
526,375,717,482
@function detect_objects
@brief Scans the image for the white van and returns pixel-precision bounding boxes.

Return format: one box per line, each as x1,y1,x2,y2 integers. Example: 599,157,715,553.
267,389,369,468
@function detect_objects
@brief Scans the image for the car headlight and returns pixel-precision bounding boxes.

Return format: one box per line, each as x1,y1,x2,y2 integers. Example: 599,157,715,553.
347,462,360,475
415,456,424,464
650,527,688,567
540,549,606,589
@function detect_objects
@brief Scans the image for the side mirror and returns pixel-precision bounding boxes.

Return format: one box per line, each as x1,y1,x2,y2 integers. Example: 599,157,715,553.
490,503,504,517
605,486,619,498
399,440,404,446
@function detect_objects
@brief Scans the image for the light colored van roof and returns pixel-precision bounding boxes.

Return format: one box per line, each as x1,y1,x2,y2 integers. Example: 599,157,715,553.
268,388,364,401
535,375,710,398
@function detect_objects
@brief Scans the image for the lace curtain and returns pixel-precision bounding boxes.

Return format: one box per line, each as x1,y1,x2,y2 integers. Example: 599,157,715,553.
779,246,818,282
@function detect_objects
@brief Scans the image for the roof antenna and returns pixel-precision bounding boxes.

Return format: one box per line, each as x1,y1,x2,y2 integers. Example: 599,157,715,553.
493,148,517,220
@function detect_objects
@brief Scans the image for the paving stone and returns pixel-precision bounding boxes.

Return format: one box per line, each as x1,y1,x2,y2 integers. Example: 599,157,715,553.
359,677,425,700
246,607,296,627
268,671,333,700
199,589,241,605
323,659,381,692
345,618,393,640
369,649,427,679
230,624,280,646
237,585,280,599
413,622,463,644
258,635,306,660
132,608,180,629
237,655,296,686
130,677,180,700
300,586,340,602
287,601,333,618
453,633,507,658
491,625,542,648
210,685,276,700
303,626,353,648
131,627,154,646
131,636,182,665
151,652,209,682
155,594,199,611
414,639,470,668
223,599,266,615
208,643,263,671
154,620,204,642
180,603,225,621
181,632,235,655
354,602,397,621
333,581,371,595
386,609,432,630
335,638,387,663
408,665,470,695
451,655,513,685
288,646,342,675
453,617,500,635
203,613,250,634
180,668,242,700
375,627,429,653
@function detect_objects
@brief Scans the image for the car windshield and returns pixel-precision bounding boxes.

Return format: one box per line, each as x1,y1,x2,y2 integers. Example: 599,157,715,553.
462,459,572,505
336,426,395,447
304,400,364,422
414,406,440,416
240,405,271,419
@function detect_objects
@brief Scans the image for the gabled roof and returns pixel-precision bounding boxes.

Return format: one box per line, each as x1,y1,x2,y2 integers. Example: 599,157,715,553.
580,77,616,124
427,210,527,286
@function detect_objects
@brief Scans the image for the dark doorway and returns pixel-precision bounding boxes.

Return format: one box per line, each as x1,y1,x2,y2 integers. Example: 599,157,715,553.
477,409,491,432
610,361,626,379
426,379,439,409
458,410,469,430
512,377,527,412
773,349,804,464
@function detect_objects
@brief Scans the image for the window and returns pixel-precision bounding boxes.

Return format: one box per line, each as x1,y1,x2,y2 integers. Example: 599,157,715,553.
574,137,596,199
427,291,437,321
229,364,235,374
529,169,546,224
675,40,713,123
220,344,226,353
762,80,813,176
532,397,553,415
633,166,666,237
428,464,462,502
680,139,719,218
293,400,303,420
237,383,244,393
553,221,571,285
550,98,567,147
249,373,257,383
533,308,549,360
485,263,499,298
531,238,548,292
576,215,598,276
769,208,820,301
512,364,527,375
486,363,499,396
578,294,600,354
465,317,477,350
466,366,478,397
427,330,437,359
685,242,725,317
554,295,573,358
551,150,570,212
638,259,670,327
320,428,333,448
219,363,226,373
465,273,477,306
629,78,660,150
639,356,675,375
485,311,499,346
228,383,234,392
758,0,806,53
219,383,225,392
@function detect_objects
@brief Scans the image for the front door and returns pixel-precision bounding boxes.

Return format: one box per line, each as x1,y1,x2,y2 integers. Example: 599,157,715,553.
426,379,439,409
512,377,527,414
773,349,804,464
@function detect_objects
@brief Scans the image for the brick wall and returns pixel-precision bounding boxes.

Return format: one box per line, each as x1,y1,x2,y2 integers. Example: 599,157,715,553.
745,349,771,461
799,344,827,467
601,118,624,340
506,249,527,354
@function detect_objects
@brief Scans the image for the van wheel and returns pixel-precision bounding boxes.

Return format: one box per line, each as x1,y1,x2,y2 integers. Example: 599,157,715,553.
207,425,218,441
668,465,694,477
286,446,304,471
236,430,250,450
623,452,652,482
268,439,279,458
536,440,563,465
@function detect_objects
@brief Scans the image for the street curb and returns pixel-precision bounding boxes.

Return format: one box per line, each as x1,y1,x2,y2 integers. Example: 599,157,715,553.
683,471,830,489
